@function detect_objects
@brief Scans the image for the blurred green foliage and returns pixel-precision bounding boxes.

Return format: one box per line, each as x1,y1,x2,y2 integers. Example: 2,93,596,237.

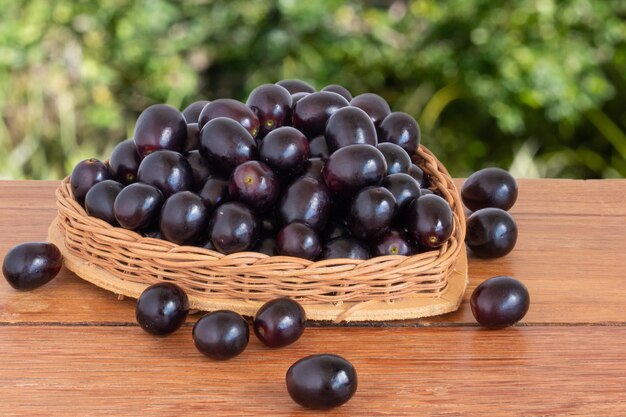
0,0,625,179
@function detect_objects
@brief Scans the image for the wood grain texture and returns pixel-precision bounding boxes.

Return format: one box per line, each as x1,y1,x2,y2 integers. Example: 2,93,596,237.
2,180,626,324
1,326,626,416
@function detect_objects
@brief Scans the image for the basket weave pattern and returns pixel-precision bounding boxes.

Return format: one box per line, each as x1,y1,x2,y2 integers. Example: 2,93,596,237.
55,145,465,305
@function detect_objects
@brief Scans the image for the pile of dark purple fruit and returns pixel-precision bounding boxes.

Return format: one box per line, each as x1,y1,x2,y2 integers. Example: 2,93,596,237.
70,79,454,261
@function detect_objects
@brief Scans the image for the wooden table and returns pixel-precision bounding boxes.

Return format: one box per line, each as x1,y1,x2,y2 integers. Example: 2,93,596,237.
1,179,626,416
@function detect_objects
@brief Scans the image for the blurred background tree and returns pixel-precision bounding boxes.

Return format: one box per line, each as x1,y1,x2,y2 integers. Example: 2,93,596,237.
0,0,624,179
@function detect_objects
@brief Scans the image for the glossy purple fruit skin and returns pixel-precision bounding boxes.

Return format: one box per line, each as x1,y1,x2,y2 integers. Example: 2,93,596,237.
377,142,411,175
348,187,397,240
292,91,350,139
378,112,420,155
321,84,352,101
420,188,434,196
322,216,351,241
279,177,332,231
461,168,518,212
308,135,330,159
253,298,306,348
133,104,187,157
286,354,358,410
301,158,325,182
321,237,370,260
322,144,387,198
325,106,377,151
229,161,280,212
246,84,292,138
470,276,529,329
159,191,209,245
186,150,213,190
466,208,518,258
277,223,321,260
85,180,124,225
291,92,310,108
350,93,391,128
137,150,193,197
407,194,454,248
199,117,258,174
70,158,111,204
209,202,258,254
198,98,260,137
407,164,428,188
109,139,141,185
114,183,164,230
254,237,277,256
382,173,421,211
259,127,310,177
136,283,189,336
182,100,210,124
184,123,200,152
2,242,63,291
193,310,249,360
198,177,229,212
276,79,316,94
374,230,414,256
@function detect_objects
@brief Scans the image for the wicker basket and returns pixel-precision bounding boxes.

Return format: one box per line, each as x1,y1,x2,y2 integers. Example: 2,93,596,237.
48,145,468,322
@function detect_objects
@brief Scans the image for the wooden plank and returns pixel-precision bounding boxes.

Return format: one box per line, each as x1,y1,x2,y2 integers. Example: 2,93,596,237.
0,326,625,416
2,180,626,325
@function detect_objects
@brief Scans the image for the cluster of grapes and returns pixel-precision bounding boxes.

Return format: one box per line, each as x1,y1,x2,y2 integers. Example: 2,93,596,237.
70,79,455,261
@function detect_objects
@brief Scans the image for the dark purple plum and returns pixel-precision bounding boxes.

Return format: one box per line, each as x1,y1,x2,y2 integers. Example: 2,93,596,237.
323,144,387,198
374,230,414,256
253,298,306,348
286,354,357,410
347,187,397,240
377,142,411,175
277,223,321,260
308,135,330,159
292,91,349,139
291,92,310,108
350,93,391,128
184,122,200,152
209,202,258,254
136,282,189,336
461,168,518,212
407,164,428,188
114,183,164,230
246,84,292,138
322,217,351,241
199,117,258,174
325,106,377,151
133,104,187,157
259,127,309,177
137,150,193,197
109,139,141,185
420,188,434,196
254,237,277,256
321,237,370,260
321,84,352,101
193,310,249,360
466,208,518,258
229,161,280,212
381,173,421,211
378,112,420,155
142,225,164,240
85,180,124,225
470,276,530,329
186,150,213,190
182,100,210,124
198,98,259,137
2,242,63,291
276,79,315,94
406,194,454,248
70,158,111,204
198,177,229,212
159,191,209,245
259,215,279,236
301,158,325,182
279,176,332,231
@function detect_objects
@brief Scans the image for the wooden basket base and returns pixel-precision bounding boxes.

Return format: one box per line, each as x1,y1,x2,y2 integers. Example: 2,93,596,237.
48,218,468,322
